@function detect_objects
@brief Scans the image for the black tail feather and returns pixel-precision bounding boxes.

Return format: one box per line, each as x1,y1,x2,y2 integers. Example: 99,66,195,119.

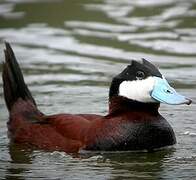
2,42,36,111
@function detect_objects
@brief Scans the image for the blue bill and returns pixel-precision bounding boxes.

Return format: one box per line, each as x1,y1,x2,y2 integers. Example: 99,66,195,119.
151,77,191,105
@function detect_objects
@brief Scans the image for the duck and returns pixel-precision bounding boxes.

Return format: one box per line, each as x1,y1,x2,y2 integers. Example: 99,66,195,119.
2,42,192,153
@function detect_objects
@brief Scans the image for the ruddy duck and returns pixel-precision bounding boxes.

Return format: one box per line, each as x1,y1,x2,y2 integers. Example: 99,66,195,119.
2,43,191,153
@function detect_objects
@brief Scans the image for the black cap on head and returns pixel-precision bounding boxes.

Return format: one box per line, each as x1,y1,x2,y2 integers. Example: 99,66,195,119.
109,59,162,99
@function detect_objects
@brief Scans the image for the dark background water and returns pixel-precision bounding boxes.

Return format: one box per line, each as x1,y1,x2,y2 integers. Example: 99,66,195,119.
0,0,196,179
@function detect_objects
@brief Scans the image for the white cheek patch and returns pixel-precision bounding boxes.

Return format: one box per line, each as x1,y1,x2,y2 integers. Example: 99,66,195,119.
119,76,157,103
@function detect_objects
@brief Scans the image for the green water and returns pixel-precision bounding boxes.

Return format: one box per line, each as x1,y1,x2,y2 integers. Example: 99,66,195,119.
0,0,196,179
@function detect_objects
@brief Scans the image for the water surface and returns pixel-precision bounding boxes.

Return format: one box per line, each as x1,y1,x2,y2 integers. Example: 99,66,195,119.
0,0,196,179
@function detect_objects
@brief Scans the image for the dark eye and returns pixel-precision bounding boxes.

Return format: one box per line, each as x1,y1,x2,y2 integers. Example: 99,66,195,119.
136,71,145,80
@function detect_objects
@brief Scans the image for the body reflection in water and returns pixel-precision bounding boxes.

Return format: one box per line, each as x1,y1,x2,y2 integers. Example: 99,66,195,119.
79,149,175,179
6,142,175,180
6,144,33,180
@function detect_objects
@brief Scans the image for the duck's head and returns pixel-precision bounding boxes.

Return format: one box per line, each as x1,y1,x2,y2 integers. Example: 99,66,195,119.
109,59,192,106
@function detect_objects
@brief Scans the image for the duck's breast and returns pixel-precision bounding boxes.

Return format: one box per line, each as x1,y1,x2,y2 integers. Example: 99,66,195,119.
85,115,176,151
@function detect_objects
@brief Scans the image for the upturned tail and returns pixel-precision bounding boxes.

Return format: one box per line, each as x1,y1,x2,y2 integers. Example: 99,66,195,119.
2,42,36,112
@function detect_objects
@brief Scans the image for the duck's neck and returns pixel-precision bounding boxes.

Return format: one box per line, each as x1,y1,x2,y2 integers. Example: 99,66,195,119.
108,96,160,116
